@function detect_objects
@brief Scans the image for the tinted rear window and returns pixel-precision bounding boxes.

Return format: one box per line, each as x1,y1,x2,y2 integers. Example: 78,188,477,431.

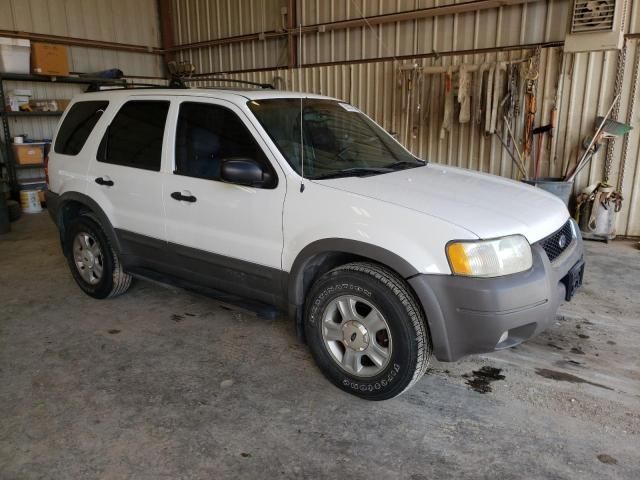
54,101,109,155
98,100,169,171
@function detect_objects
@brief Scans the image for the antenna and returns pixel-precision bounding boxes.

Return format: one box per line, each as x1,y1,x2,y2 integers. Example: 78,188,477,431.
299,22,305,193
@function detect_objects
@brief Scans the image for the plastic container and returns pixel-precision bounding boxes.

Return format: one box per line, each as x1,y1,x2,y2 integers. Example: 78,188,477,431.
522,177,574,206
578,185,617,242
0,38,30,74
19,190,42,214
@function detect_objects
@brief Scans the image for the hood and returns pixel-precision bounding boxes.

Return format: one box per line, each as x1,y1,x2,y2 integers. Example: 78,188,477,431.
313,164,569,243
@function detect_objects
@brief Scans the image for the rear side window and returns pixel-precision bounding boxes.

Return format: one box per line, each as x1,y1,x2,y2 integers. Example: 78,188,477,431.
98,100,169,171
54,101,108,155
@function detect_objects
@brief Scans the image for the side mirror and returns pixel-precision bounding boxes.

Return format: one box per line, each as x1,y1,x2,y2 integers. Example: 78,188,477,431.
220,158,273,187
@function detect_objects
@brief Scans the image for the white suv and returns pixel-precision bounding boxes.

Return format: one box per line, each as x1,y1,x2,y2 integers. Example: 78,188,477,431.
46,87,585,400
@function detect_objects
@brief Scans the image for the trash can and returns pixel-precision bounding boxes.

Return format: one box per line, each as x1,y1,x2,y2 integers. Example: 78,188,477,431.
522,177,574,206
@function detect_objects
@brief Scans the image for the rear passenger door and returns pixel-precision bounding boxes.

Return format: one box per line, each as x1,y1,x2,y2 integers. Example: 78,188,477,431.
86,97,170,253
162,98,286,304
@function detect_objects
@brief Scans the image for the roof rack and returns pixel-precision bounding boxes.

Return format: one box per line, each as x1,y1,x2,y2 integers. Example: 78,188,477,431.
82,76,275,92
175,76,275,90
84,81,185,92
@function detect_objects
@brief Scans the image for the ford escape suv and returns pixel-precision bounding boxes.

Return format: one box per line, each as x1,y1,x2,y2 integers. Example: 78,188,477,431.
46,88,585,400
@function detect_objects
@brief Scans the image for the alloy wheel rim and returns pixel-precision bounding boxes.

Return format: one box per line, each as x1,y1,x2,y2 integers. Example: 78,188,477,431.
321,295,392,377
73,232,104,285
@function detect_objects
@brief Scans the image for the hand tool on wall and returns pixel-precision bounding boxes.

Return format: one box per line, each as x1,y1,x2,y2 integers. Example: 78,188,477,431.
549,106,557,138
413,72,424,139
495,131,528,179
532,124,552,180
440,68,453,139
522,51,540,158
484,65,495,134
531,107,557,179
523,84,536,157
458,65,471,123
505,64,520,124
501,114,528,179
489,62,507,134
473,64,489,126
565,94,627,182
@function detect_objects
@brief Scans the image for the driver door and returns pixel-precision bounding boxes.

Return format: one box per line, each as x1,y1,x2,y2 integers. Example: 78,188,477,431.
162,98,287,305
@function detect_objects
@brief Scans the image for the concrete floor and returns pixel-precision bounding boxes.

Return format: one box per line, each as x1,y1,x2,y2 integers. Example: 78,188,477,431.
1,212,639,479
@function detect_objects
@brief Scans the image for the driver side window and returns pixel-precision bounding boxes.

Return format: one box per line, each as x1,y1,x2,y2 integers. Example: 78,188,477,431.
174,102,272,182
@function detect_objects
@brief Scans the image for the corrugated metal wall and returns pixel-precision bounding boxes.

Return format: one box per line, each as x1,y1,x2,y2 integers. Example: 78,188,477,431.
297,0,568,63
173,0,287,72
174,0,570,71
174,0,640,237
0,0,163,77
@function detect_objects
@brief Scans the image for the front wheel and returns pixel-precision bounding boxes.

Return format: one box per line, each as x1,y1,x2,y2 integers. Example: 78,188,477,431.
305,262,431,400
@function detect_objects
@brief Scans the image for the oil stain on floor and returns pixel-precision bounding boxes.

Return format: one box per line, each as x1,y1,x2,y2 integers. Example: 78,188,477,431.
463,366,505,393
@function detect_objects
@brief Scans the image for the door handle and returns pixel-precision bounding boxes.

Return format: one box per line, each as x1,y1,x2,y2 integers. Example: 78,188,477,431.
95,177,114,187
171,191,197,203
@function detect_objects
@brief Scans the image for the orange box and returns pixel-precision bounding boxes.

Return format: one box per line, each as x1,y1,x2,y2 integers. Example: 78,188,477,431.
13,143,45,165
31,43,69,76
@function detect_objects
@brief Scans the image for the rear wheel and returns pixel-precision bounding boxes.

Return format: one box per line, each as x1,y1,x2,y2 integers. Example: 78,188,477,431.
64,215,132,299
305,262,431,400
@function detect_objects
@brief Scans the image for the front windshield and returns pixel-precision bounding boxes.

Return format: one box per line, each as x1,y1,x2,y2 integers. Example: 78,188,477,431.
247,99,425,179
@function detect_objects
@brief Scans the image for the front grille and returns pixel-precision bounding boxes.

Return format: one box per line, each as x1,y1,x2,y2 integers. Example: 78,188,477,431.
540,220,574,262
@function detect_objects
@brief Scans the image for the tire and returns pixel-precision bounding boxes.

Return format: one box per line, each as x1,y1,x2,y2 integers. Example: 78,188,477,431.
63,214,132,299
7,200,21,222
305,262,431,400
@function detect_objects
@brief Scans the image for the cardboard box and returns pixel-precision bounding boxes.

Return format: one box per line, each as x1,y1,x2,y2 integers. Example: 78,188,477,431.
24,98,70,112
13,143,45,165
31,43,69,76
56,99,71,111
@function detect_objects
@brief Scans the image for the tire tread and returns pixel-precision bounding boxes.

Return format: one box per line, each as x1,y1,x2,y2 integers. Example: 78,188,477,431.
72,214,132,298
328,261,432,397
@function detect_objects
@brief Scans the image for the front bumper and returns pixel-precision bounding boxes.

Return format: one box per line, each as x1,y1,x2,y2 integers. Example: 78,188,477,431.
409,230,584,362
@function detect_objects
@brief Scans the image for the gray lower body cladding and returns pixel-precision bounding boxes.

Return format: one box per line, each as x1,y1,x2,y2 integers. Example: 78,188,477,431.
409,237,585,362
47,190,585,362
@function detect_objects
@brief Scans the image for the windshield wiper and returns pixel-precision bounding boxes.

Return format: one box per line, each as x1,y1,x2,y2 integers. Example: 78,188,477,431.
385,159,426,170
311,167,393,180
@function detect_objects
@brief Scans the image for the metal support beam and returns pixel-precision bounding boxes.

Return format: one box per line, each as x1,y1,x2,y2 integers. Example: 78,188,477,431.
287,0,298,69
157,0,177,66
0,30,162,55
169,0,543,55
190,40,564,77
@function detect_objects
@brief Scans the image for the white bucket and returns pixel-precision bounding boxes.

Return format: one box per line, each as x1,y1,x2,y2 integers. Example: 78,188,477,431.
19,190,42,214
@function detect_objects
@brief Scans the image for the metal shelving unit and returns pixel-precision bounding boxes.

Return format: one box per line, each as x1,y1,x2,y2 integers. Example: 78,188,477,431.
15,163,46,169
0,73,127,198
1,111,63,117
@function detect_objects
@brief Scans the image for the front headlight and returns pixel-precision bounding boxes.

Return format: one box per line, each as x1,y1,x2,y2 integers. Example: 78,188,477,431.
446,235,533,277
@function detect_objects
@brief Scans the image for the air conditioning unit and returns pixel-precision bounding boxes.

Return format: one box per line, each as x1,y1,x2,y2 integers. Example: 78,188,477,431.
564,0,625,52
